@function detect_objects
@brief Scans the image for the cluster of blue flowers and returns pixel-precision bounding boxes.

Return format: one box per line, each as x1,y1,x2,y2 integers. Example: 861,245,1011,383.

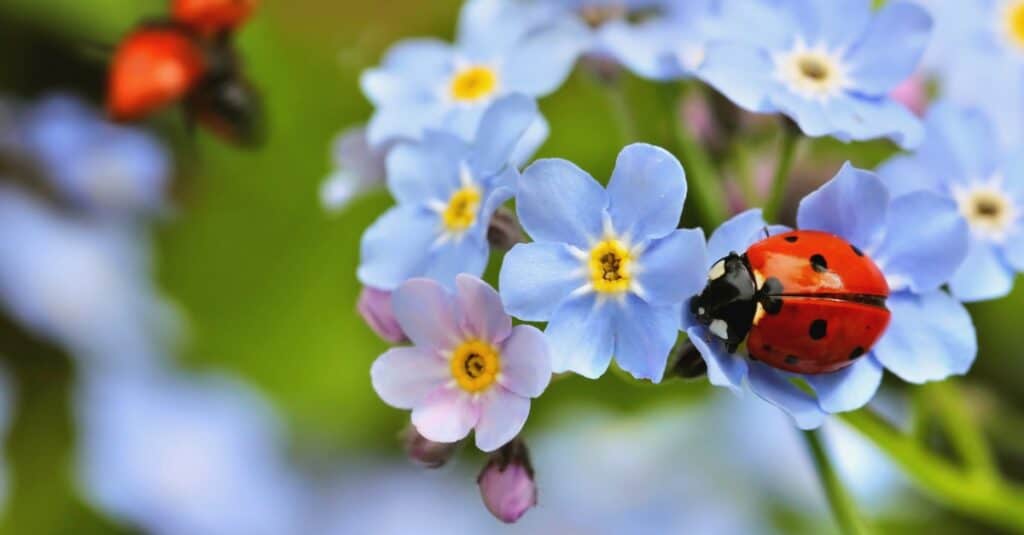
343,2,1024,506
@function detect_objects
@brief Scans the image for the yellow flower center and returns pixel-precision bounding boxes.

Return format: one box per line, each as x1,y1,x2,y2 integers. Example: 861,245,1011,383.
442,186,481,233
1003,1,1024,50
450,66,499,103
588,239,632,294
955,184,1017,240
776,43,848,99
450,339,501,393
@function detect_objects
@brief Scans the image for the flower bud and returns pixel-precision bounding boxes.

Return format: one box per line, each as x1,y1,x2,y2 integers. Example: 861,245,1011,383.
357,286,407,343
477,439,537,524
402,424,459,468
889,73,927,117
487,207,523,252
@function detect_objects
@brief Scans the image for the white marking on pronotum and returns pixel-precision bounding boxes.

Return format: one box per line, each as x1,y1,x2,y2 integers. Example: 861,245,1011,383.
709,319,729,340
708,259,726,280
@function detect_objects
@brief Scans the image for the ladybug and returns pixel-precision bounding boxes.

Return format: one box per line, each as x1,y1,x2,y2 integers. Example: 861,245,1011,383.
690,230,891,375
171,0,259,36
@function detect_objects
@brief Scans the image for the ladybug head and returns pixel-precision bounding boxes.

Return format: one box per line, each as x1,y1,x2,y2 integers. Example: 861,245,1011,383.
690,252,757,352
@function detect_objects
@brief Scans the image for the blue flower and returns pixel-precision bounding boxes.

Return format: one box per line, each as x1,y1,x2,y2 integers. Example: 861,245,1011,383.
76,371,307,535
358,95,539,291
698,0,931,148
320,126,390,213
686,164,974,429
499,143,707,382
361,5,578,147
17,94,171,217
879,102,1024,302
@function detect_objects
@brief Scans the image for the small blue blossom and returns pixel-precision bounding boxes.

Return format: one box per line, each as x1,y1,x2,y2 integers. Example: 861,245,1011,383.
698,0,931,148
320,126,390,213
76,371,307,535
499,143,707,382
361,6,579,147
358,95,539,291
685,164,974,429
879,102,1024,302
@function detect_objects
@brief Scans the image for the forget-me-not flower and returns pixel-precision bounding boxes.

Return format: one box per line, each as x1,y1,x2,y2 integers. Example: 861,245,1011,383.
686,164,974,429
879,102,1024,302
499,143,707,382
699,0,931,148
371,275,552,452
358,95,538,291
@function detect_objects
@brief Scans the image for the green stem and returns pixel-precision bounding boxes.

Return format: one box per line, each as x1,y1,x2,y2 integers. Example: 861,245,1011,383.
801,429,872,535
592,74,638,146
763,120,800,223
923,380,999,483
660,83,727,229
842,409,1024,533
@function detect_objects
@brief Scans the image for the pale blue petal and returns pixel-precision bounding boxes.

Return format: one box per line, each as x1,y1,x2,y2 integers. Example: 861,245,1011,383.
824,95,924,149
797,163,889,253
366,39,454,97
872,290,977,383
916,103,998,185
636,229,707,306
949,238,1016,302
457,0,556,56
687,326,747,395
1004,224,1024,272
698,42,775,113
599,20,680,80
872,191,969,293
366,103,445,147
510,114,549,168
876,155,943,197
613,298,680,383
517,159,607,247
421,236,490,290
386,133,468,205
439,105,488,142
357,207,439,290
806,355,884,414
545,295,616,378
501,18,588,97
471,95,539,176
747,362,827,430
391,278,461,351
499,242,586,321
606,143,686,241
769,90,833,138
707,209,768,264
846,1,932,95
786,0,871,50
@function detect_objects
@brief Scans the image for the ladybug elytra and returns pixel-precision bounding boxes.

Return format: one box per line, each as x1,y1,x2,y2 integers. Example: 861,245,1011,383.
690,230,891,375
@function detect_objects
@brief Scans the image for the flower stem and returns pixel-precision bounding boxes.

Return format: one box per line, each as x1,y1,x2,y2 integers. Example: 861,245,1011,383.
801,429,872,535
763,119,801,223
921,380,999,483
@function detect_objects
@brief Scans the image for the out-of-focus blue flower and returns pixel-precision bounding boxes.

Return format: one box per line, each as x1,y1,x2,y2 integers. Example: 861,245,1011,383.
360,3,577,148
500,143,707,382
358,95,538,291
685,164,974,429
0,188,174,369
320,126,390,212
16,94,170,217
371,275,551,452
879,102,1024,302
77,371,307,535
699,0,931,148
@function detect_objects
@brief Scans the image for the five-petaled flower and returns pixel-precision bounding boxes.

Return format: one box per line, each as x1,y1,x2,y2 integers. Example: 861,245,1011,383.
499,143,707,382
371,275,551,452
685,163,975,429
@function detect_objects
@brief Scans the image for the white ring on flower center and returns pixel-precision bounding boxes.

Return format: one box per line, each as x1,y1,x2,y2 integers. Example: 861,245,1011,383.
952,177,1019,242
430,162,480,245
773,38,851,100
567,215,647,307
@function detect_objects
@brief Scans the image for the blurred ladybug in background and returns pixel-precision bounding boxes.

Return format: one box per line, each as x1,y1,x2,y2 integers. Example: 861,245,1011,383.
106,0,263,146
690,230,891,375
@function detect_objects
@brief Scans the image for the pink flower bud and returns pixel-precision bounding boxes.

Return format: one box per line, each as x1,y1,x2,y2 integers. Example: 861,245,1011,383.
477,439,537,524
357,286,406,343
890,73,927,117
402,424,459,468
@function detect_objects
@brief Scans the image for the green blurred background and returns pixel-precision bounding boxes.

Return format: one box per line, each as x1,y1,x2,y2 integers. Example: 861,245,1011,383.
0,0,1023,533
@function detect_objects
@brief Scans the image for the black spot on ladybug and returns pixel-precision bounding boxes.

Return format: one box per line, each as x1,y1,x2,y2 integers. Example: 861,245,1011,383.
809,319,828,340
763,297,783,315
748,353,760,362
785,355,799,365
850,244,864,257
810,254,828,273
761,277,784,296
784,235,799,243
849,347,865,360
762,344,772,352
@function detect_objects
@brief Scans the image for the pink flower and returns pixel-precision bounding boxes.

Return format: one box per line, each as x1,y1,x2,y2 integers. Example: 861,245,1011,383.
477,439,537,524
357,286,407,343
370,275,551,452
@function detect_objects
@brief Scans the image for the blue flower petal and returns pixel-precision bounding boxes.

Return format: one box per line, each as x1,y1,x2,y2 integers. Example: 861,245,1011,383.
386,133,468,205
499,242,586,321
544,295,615,378
845,1,932,95
457,0,555,57
636,228,707,307
606,143,687,241
949,238,1015,302
707,209,768,265
823,95,924,149
914,102,998,182
876,155,943,197
872,191,969,294
687,326,747,395
806,355,884,414
517,159,608,247
872,290,977,383
599,19,680,80
1004,225,1024,272
747,362,827,430
769,90,833,138
797,163,889,253
470,95,539,176
366,103,445,147
613,298,680,384
422,236,490,290
360,39,454,105
699,42,775,113
501,18,588,97
357,206,439,290
510,114,550,169
787,0,871,50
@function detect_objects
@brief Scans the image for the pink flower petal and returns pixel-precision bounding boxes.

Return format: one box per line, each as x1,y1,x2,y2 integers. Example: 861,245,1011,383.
412,386,480,444
474,388,530,452
370,347,448,409
391,278,461,351
455,274,512,343
498,325,551,398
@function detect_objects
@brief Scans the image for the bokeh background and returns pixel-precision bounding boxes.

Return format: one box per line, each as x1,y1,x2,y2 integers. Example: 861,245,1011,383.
0,0,1022,533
